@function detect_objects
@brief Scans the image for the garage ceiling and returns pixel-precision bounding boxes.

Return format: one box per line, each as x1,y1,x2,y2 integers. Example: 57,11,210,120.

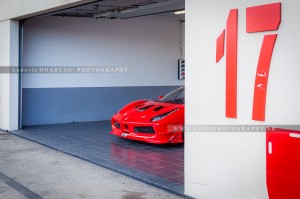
48,0,185,19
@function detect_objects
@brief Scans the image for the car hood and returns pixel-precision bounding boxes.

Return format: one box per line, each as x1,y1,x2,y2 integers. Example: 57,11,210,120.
116,100,184,123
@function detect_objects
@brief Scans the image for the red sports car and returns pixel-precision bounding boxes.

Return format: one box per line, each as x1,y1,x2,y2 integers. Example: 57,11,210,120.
111,87,184,144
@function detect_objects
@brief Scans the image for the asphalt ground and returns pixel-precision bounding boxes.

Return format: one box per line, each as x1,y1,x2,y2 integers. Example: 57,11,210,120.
0,131,182,199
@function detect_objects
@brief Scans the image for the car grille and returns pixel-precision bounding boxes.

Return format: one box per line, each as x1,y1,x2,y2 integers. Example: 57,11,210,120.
134,126,155,134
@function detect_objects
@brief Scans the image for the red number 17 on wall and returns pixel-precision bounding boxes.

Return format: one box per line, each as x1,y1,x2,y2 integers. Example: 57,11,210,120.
216,2,281,122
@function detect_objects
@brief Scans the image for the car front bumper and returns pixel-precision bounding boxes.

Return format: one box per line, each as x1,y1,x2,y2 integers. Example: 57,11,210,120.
110,117,183,144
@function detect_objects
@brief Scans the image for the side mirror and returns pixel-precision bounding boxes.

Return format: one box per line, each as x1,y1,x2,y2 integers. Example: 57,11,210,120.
158,95,164,100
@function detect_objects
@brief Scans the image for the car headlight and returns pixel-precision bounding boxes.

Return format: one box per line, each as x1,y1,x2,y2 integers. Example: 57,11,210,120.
151,109,179,122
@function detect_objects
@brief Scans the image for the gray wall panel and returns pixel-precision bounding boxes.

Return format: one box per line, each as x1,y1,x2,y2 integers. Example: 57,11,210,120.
22,86,179,126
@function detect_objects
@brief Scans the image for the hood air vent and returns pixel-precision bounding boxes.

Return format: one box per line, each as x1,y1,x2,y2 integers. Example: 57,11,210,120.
137,105,154,111
154,106,164,112
135,104,144,109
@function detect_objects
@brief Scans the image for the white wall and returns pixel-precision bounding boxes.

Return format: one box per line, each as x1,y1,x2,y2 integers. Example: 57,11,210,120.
23,16,184,88
185,0,300,198
180,21,185,59
0,20,19,131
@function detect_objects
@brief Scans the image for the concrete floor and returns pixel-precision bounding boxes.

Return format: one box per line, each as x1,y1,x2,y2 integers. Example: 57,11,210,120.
11,121,184,194
0,131,183,199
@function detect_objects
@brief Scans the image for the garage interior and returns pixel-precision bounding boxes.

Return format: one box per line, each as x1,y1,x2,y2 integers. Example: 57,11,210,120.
12,0,185,195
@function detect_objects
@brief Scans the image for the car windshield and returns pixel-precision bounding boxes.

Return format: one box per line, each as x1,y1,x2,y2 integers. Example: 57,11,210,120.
158,87,184,104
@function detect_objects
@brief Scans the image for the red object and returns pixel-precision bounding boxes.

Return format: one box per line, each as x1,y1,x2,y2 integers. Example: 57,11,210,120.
266,128,300,199
216,29,225,62
110,87,184,144
246,3,281,33
226,9,238,118
252,34,277,121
